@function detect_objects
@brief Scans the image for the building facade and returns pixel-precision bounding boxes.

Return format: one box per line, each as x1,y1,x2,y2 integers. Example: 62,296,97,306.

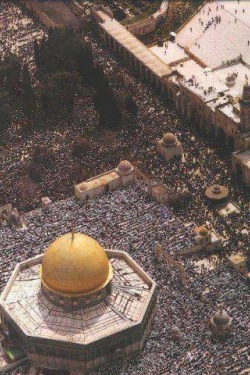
74,160,136,201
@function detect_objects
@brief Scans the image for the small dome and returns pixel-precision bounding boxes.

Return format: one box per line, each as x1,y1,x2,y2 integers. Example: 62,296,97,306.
213,310,231,326
117,160,133,174
205,184,229,201
171,326,180,334
41,233,113,297
212,184,222,194
198,226,209,236
162,133,177,147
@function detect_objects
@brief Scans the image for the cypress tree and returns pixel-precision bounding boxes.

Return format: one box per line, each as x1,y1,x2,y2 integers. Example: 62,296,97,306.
34,39,40,67
22,65,35,118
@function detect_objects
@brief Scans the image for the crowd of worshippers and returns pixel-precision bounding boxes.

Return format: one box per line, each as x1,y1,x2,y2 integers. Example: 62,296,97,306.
87,36,249,254
1,185,249,375
0,0,44,72
0,185,197,290
0,9,249,257
190,0,249,44
0,2,249,375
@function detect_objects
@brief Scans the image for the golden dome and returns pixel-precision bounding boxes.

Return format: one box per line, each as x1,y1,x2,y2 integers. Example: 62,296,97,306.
41,233,113,297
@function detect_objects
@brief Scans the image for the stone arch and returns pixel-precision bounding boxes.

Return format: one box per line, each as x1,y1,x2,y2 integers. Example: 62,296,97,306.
141,65,146,79
217,127,226,146
110,345,124,360
235,163,243,183
110,38,115,50
208,124,216,140
228,136,235,151
182,96,188,117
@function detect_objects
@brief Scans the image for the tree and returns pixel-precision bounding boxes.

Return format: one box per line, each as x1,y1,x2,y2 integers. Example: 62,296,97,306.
114,7,126,21
76,42,94,81
37,29,93,78
92,65,109,91
22,64,35,118
28,162,43,182
94,86,122,129
16,175,41,211
40,84,61,118
0,53,21,96
0,90,11,132
126,95,138,116
32,145,55,167
40,71,80,117
72,137,91,158
34,39,40,67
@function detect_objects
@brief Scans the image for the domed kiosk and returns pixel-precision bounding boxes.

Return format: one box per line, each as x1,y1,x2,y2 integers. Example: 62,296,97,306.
205,184,229,203
0,232,156,373
156,132,183,161
116,160,135,184
117,160,133,175
210,308,232,340
162,133,177,147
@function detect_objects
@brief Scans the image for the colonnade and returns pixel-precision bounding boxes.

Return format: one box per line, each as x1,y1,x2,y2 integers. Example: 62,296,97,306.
174,90,239,151
100,28,165,91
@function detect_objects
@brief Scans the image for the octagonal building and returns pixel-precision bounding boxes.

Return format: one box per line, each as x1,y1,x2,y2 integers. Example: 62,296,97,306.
0,233,156,373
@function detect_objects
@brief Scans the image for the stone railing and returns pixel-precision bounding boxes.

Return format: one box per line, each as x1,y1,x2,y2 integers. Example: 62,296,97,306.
212,55,245,72
126,0,169,37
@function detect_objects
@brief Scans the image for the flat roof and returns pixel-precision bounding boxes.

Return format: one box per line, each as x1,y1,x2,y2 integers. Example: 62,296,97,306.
182,70,229,102
96,10,171,78
78,170,119,191
176,1,250,69
229,254,245,263
213,62,250,99
219,103,240,124
217,202,240,217
152,184,168,196
30,0,81,28
150,42,188,66
233,150,250,168
172,60,249,118
206,96,229,112
211,230,221,243
173,58,204,77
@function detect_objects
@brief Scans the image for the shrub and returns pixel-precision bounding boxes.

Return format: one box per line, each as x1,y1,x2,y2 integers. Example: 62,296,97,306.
28,163,43,182
32,145,55,167
72,137,91,157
